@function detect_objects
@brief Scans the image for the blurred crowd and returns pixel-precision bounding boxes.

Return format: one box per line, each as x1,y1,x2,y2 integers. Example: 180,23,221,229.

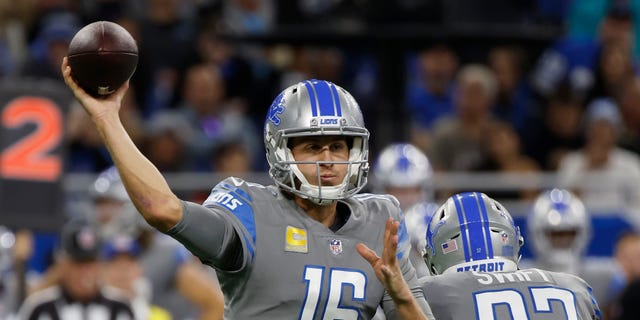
1,1,640,203
1,0,637,178
3,0,640,319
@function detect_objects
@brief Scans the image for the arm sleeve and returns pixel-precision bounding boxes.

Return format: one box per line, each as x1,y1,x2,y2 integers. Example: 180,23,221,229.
165,201,249,272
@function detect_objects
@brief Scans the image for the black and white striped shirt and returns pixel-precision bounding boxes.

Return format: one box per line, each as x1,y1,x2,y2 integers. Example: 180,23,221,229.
17,286,135,320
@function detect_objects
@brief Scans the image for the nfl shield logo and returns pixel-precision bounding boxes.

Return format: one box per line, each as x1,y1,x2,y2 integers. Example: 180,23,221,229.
501,231,509,244
329,239,343,255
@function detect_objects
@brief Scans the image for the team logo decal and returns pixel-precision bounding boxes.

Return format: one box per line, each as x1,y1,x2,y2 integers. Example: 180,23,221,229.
285,226,308,253
267,92,285,126
329,239,343,255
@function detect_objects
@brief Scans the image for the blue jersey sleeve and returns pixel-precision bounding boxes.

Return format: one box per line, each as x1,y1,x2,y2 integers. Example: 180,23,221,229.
202,180,257,258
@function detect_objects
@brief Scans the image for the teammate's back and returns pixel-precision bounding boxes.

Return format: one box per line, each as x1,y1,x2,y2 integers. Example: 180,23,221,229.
422,268,600,319
421,192,601,320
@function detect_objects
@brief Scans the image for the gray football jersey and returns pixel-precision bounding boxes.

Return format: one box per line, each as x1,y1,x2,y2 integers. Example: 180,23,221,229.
404,201,439,278
167,177,432,320
421,268,601,320
578,259,625,309
520,257,624,309
140,233,199,319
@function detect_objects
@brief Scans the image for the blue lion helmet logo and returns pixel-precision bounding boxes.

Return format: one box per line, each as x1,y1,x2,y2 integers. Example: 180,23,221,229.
267,92,285,126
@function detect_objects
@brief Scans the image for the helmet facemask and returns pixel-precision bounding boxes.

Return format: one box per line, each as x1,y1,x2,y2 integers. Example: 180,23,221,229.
268,130,369,205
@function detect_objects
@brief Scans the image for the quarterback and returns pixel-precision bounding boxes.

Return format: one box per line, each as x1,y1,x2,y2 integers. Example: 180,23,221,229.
61,57,432,320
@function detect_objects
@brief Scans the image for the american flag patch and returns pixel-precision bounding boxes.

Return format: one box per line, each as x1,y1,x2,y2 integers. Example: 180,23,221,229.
441,239,458,254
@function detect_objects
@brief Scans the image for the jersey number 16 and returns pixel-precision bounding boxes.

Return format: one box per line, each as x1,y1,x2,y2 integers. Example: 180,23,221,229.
299,266,367,320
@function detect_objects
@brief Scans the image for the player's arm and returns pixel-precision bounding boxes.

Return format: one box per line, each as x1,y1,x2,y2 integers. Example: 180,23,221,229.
357,218,432,320
175,259,224,320
61,58,181,231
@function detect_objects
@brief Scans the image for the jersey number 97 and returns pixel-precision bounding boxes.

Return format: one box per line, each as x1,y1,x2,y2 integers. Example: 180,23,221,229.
474,286,578,319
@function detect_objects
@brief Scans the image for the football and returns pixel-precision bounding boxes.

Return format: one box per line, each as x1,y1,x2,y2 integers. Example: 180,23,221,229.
67,21,138,97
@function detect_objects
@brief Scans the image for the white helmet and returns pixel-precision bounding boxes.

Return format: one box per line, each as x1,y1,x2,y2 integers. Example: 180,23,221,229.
89,167,149,238
264,79,369,205
372,143,433,209
89,166,129,202
528,188,591,274
425,192,523,275
0,226,14,275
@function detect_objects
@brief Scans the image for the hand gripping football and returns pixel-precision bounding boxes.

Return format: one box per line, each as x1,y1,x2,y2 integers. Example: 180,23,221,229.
67,21,138,97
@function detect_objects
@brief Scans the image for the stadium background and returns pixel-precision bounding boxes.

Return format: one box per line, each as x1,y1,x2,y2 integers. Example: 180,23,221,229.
0,0,638,302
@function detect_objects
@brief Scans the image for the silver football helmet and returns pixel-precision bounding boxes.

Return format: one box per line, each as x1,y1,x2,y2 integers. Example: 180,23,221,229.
0,226,15,275
89,166,129,202
528,188,591,274
88,167,149,238
425,192,523,275
372,143,433,209
264,79,369,205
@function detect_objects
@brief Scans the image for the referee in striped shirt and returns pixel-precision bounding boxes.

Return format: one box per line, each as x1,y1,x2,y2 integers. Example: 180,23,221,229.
17,219,135,320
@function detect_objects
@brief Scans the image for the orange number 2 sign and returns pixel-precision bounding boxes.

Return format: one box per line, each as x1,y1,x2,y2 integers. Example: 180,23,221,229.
1,97,63,182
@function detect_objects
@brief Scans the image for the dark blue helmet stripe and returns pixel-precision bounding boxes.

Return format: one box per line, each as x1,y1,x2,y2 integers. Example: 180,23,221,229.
312,80,338,116
475,192,494,258
329,82,342,116
458,193,490,261
304,81,319,117
453,195,471,262
397,153,411,172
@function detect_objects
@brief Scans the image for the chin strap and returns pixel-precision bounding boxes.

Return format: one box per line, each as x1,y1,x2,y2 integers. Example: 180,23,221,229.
307,196,337,206
298,183,343,206
289,159,350,205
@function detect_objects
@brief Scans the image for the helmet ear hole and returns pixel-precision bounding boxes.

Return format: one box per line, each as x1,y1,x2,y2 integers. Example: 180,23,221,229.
438,209,446,220
430,263,439,275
